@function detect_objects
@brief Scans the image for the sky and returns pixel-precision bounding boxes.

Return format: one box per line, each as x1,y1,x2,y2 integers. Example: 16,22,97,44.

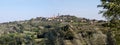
0,0,104,23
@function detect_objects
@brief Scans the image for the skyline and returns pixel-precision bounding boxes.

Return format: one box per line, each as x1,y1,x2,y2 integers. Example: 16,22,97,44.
0,0,105,23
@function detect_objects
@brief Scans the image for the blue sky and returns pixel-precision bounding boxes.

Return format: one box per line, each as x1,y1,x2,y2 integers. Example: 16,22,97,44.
0,0,104,23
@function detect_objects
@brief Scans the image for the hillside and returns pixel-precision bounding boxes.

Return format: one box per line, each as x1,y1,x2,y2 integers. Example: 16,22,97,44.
0,15,112,45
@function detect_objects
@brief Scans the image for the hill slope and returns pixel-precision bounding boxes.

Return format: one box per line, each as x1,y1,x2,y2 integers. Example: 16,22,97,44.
0,15,113,45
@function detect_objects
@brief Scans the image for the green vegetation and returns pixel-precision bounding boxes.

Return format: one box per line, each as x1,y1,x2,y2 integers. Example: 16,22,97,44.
0,15,108,45
99,0,120,45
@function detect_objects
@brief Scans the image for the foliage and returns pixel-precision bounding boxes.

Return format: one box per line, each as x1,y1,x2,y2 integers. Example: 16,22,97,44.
0,34,23,45
98,0,120,20
0,15,107,45
99,0,120,44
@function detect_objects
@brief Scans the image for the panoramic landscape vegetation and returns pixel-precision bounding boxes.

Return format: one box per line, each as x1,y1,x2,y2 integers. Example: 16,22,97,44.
0,0,120,45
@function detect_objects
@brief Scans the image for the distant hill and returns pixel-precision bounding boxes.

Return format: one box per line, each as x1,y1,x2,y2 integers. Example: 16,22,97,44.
0,15,112,45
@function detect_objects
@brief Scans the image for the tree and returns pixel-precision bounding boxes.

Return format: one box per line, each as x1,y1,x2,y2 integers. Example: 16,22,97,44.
98,0,120,45
98,0,120,20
